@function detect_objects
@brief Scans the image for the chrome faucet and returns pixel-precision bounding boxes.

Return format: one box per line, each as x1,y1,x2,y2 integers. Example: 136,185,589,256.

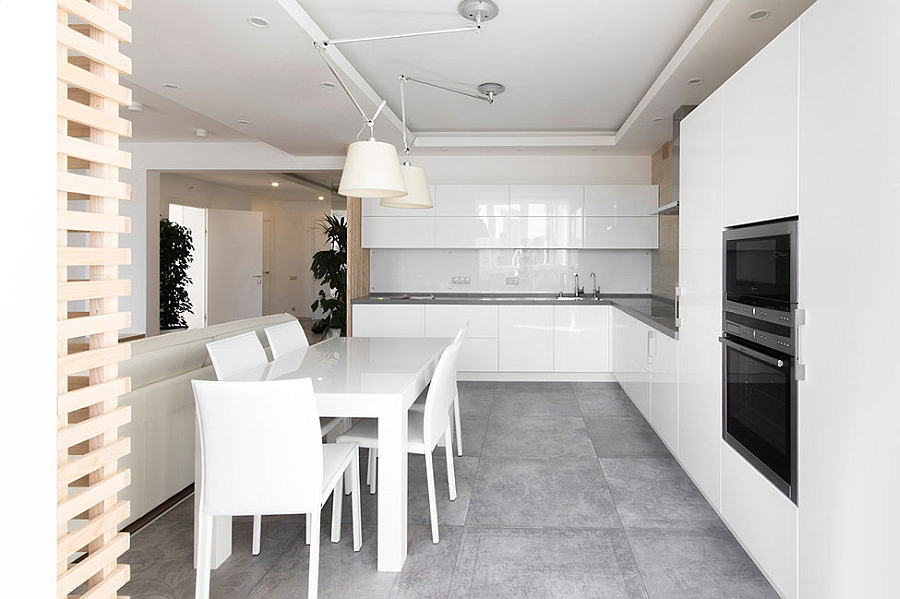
573,273,579,297
590,272,598,297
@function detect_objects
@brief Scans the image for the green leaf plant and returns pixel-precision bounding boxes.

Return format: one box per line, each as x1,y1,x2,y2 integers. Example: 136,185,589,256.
159,218,194,330
310,214,347,336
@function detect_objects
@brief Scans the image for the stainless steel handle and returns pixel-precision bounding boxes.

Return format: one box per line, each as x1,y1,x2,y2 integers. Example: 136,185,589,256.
252,274,262,285
674,286,682,328
719,336,786,369
647,330,656,365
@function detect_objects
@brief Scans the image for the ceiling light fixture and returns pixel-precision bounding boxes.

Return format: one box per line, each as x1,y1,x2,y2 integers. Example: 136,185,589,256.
318,195,325,201
748,9,771,22
271,181,280,187
247,16,270,28
403,75,505,105
237,119,251,125
381,76,434,209
652,116,666,122
320,81,336,89
687,77,703,85
195,128,208,138
162,83,180,90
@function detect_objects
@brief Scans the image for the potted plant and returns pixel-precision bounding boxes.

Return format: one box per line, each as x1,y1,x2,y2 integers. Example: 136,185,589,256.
310,214,347,337
159,218,194,330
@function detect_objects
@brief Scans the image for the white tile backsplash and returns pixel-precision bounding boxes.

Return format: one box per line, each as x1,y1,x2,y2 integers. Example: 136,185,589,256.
369,249,651,294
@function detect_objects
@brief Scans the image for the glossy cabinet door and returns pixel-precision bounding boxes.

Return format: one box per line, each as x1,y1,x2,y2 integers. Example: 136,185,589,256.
722,21,799,227
509,185,583,217
677,87,724,509
553,305,610,372
509,217,583,248
434,185,509,217
425,304,499,372
361,216,434,248
583,217,658,248
361,189,436,216
650,331,678,455
584,185,659,216
498,305,553,372
352,304,425,337
611,308,652,420
433,216,508,248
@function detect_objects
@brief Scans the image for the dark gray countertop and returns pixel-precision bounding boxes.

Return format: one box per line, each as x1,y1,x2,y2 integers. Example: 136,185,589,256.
353,293,678,339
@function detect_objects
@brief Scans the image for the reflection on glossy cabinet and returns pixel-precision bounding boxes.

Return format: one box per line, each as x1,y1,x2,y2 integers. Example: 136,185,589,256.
425,304,499,372
361,216,434,248
584,185,659,216
509,217,583,248
352,304,425,337
434,185,509,217
361,190,436,217
509,185,583,217
553,305,610,372
498,305,553,372
583,217,658,249
612,308,652,420
433,216,508,248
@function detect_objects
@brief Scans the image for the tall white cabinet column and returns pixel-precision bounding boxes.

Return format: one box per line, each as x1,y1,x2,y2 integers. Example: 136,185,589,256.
796,2,900,598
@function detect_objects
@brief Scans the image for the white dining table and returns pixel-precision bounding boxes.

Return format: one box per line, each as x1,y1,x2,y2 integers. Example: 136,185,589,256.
197,335,451,573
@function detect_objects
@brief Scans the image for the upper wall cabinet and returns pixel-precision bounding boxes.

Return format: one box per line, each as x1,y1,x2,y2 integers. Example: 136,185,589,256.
434,216,509,248
434,185,509,217
584,185,659,216
722,21,799,227
361,216,434,248
361,187,437,217
509,185,584,217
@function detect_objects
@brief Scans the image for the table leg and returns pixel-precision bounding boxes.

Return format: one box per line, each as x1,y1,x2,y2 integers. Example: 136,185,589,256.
376,400,408,571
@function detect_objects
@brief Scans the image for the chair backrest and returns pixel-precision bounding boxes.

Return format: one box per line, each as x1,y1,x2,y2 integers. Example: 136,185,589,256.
264,320,309,359
453,321,469,345
422,336,463,448
206,331,268,380
193,378,324,517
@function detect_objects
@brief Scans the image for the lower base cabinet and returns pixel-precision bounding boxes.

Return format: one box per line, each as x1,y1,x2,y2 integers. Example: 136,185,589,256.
651,332,679,453
553,305,610,372
498,305,554,372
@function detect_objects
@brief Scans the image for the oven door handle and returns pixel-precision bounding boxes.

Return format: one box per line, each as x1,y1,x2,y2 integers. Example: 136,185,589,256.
718,336,786,369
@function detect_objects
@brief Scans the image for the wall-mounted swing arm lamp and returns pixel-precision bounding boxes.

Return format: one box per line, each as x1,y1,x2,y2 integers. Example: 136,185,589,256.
380,76,433,209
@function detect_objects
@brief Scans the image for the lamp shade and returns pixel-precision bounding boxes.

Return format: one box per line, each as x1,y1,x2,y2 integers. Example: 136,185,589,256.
338,139,407,198
380,165,433,209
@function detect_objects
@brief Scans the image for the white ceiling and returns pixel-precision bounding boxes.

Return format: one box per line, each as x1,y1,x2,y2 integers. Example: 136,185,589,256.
120,0,815,192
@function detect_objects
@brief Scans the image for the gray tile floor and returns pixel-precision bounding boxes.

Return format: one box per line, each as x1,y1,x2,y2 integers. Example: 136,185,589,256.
121,382,780,599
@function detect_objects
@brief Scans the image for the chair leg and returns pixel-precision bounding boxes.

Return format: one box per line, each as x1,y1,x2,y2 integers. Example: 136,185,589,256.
308,507,321,599
424,451,439,544
306,513,312,545
195,512,213,599
350,448,362,551
453,392,463,456
331,474,343,543
368,447,377,494
251,514,262,555
342,419,353,495
444,425,457,501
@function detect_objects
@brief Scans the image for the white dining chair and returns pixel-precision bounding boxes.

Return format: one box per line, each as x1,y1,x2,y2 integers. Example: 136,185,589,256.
410,322,468,456
192,378,361,599
337,335,462,543
264,321,344,438
205,331,268,380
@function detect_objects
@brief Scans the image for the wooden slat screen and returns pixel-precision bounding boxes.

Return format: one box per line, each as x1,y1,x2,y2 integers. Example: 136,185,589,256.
57,1,133,598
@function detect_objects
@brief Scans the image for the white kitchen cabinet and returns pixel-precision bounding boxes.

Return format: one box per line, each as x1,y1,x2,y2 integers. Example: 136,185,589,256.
433,216,508,248
584,185,658,215
425,304,499,372
361,216,434,248
650,331,678,455
434,185,509,217
352,304,425,337
583,216,658,249
722,21,799,227
677,88,724,509
361,189,436,217
509,185,583,217
498,305,553,372
553,305,610,372
509,217,583,248
611,308,652,420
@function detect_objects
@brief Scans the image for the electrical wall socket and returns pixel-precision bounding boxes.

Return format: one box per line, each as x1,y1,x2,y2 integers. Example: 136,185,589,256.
289,275,298,281
451,276,471,285
505,276,520,285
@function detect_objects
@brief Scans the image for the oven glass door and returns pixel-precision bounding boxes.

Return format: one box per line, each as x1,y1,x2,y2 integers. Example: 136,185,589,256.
725,232,792,309
722,337,794,494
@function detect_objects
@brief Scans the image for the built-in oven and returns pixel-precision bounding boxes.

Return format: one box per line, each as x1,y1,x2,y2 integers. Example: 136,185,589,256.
721,217,799,504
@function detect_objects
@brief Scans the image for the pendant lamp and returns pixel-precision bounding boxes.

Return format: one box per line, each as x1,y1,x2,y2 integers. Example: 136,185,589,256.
380,76,434,209
338,138,407,198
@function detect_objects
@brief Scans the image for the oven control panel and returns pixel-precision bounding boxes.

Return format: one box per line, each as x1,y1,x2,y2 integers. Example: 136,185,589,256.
723,318,794,356
724,301,793,327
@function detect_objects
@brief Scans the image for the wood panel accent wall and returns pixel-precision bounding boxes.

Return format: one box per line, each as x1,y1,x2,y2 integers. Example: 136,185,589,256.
345,196,369,337
651,141,679,301
57,1,134,597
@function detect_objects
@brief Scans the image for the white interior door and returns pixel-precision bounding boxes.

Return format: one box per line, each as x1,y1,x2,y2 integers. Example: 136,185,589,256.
262,217,273,315
207,208,262,325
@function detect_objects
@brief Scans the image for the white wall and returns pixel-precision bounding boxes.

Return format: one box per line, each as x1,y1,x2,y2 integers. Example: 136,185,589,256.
1,0,61,592
250,195,334,318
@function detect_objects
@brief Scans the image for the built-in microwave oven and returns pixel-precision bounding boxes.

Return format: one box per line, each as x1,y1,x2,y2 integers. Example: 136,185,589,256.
723,218,797,313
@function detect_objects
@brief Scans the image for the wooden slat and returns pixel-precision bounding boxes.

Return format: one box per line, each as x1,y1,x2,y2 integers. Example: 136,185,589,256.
58,407,130,451
59,379,130,414
58,313,131,341
58,280,131,302
74,564,129,599
58,210,130,234
58,533,129,597
68,87,90,106
58,0,131,43
68,121,90,139
58,62,131,106
57,23,131,74
58,501,130,558
58,344,130,377
68,157,90,170
58,247,130,267
58,172,130,201
58,135,131,169
59,97,131,137
58,469,130,526
58,438,130,493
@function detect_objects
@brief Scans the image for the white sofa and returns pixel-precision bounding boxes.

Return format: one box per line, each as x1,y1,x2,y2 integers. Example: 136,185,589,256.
117,313,297,528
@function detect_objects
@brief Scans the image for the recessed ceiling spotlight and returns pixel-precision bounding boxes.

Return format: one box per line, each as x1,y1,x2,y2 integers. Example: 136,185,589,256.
195,128,208,138
236,119,251,126
748,9,770,22
320,82,337,90
516,148,524,152
652,116,666,123
687,77,703,85
162,83,180,90
317,195,325,201
271,181,280,187
247,16,270,28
